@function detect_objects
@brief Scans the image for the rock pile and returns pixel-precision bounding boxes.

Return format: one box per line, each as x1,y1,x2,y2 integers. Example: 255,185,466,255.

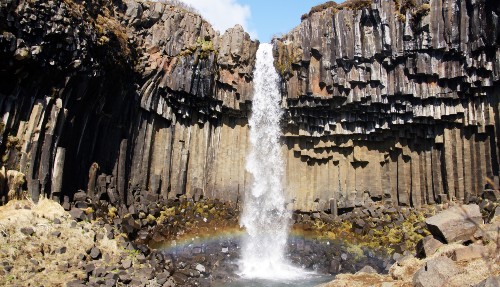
320,200,500,287
293,202,433,256
0,198,175,287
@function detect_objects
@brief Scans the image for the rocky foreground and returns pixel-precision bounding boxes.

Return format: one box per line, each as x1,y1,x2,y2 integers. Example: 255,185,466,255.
321,202,500,287
0,193,498,286
0,198,177,286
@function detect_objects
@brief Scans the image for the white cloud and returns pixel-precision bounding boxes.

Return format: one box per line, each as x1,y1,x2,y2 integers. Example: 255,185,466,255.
180,0,257,39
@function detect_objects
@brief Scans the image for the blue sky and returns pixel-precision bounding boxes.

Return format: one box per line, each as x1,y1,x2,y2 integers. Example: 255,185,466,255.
180,0,338,42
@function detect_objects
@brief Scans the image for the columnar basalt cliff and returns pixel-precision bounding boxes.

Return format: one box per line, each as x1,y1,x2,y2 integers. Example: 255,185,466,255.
274,0,500,210
0,0,256,206
0,0,499,213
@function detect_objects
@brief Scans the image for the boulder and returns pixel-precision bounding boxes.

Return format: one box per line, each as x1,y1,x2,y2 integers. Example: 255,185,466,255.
482,189,500,202
425,204,482,243
14,47,29,60
413,256,460,287
69,208,85,221
450,244,488,262
172,272,188,284
73,191,87,202
416,235,444,258
329,258,341,273
490,206,500,223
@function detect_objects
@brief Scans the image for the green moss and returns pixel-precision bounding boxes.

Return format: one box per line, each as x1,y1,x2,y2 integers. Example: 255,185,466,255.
273,41,294,76
196,37,214,59
146,214,156,222
83,207,94,215
312,219,326,230
401,0,416,10
97,35,110,46
177,37,215,59
156,206,176,223
296,207,432,257
412,3,430,20
396,12,406,22
6,135,21,150
394,0,425,23
346,244,364,260
108,206,117,218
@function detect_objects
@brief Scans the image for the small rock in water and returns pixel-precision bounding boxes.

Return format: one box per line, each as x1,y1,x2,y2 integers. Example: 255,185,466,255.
329,259,341,273
341,253,348,260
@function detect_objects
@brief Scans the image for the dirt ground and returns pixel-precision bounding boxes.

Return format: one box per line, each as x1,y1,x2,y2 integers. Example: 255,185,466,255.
0,198,125,287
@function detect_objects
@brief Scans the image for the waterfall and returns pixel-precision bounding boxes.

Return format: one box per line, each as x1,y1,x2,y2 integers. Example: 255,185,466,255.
239,43,307,280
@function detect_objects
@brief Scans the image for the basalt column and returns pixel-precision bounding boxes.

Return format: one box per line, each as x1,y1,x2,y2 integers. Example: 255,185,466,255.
274,0,500,211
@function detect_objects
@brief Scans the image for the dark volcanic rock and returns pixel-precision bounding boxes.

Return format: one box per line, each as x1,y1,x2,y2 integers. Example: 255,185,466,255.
0,0,499,217
89,247,101,260
20,227,35,236
272,0,500,210
69,208,85,221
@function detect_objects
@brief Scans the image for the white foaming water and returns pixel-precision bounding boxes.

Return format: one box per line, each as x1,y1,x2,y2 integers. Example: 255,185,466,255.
239,43,309,281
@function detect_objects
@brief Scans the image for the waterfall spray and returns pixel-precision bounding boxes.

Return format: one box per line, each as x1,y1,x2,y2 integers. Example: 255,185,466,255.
239,43,307,280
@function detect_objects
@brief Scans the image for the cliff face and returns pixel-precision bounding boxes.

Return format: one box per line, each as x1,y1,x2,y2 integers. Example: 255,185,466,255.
1,0,500,213
0,0,256,206
274,0,500,210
